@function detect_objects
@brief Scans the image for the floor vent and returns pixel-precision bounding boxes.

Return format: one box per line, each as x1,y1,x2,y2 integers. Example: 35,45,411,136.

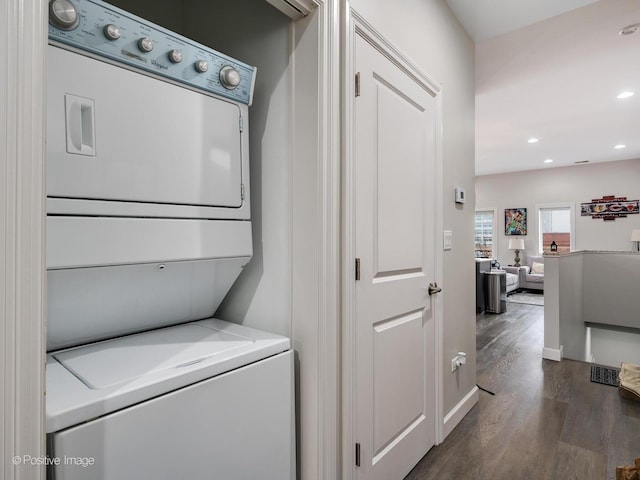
590,365,620,387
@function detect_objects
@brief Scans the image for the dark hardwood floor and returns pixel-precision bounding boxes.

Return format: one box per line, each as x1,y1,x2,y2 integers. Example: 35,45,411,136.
406,301,640,480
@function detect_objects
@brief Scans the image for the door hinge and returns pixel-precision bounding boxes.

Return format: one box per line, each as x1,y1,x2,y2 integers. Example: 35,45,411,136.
355,258,361,281
241,183,245,200
355,72,361,97
355,443,361,467
239,115,244,132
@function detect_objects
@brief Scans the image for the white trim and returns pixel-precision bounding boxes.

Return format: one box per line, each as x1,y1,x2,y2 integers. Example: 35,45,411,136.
291,1,341,479
2,3,340,480
317,1,341,478
433,59,445,448
535,202,576,254
341,4,445,476
442,386,479,440
1,0,47,478
542,346,563,362
340,4,356,477
350,13,442,94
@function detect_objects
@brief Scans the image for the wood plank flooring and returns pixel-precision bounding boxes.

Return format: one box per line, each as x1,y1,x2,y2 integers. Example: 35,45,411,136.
406,302,640,480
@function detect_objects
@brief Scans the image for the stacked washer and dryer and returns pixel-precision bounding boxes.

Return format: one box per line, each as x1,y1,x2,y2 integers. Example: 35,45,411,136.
45,1,294,479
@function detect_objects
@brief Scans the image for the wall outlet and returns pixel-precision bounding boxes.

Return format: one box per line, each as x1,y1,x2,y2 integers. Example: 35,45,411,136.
451,352,467,372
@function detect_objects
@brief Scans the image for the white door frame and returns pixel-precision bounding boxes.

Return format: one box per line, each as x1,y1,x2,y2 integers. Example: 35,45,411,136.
291,1,342,479
1,1,47,479
3,2,343,480
341,4,444,478
5,1,342,479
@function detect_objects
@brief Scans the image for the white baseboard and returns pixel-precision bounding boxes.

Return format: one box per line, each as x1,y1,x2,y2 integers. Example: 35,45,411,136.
542,346,563,362
441,386,479,441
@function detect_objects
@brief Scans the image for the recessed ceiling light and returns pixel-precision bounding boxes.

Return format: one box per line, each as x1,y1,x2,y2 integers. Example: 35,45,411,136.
614,144,626,149
527,138,539,143
617,91,634,99
544,159,553,164
619,24,640,36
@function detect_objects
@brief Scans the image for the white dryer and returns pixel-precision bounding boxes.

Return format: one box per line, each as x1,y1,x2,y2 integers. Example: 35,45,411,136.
45,1,294,479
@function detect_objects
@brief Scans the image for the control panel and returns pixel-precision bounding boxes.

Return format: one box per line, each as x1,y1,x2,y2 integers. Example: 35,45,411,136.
48,0,256,105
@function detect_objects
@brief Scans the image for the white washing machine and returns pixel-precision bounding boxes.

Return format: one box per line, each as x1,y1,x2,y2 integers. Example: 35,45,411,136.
45,1,294,479
47,319,294,480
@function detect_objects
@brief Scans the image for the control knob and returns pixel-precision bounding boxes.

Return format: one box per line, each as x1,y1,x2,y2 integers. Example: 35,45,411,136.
103,24,121,40
168,49,183,64
219,66,241,90
138,38,154,53
194,60,208,73
48,0,80,31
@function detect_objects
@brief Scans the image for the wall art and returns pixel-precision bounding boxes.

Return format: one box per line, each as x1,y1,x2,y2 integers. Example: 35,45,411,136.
580,195,639,221
505,208,527,235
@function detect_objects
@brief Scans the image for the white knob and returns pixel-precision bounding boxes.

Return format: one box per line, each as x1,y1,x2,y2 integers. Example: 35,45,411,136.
194,60,208,73
138,38,153,53
103,24,120,40
219,66,241,89
49,0,79,31
168,49,183,64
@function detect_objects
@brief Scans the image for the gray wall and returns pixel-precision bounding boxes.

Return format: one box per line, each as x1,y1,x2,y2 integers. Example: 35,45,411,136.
476,158,640,267
583,252,640,330
106,0,184,32
546,252,640,366
348,0,477,416
182,0,293,337
108,0,294,337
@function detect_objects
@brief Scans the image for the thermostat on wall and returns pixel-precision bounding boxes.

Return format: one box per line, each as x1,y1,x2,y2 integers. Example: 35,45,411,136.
455,187,466,204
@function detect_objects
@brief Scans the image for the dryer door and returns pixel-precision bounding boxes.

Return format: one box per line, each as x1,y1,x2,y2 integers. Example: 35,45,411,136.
47,45,244,209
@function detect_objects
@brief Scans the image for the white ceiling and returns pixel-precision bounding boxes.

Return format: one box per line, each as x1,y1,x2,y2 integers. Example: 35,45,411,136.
446,0,600,42
447,0,640,176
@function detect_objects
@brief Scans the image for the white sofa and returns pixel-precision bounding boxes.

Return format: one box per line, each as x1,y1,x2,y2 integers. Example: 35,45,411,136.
504,255,544,292
504,269,519,294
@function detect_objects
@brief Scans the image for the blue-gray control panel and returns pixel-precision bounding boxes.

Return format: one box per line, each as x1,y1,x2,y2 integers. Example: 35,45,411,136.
48,0,256,105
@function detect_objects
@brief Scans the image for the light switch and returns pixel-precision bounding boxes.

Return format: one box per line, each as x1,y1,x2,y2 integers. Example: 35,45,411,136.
444,230,453,251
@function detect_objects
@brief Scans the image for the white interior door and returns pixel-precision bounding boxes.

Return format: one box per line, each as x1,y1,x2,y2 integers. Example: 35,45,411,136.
353,33,438,480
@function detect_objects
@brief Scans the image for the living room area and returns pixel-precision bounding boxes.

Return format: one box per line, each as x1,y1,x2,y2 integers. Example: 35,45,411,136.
469,0,640,390
475,156,640,362
469,159,640,480
418,1,640,478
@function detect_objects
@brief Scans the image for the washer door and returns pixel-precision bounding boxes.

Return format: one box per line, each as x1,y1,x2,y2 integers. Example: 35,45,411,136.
47,45,244,209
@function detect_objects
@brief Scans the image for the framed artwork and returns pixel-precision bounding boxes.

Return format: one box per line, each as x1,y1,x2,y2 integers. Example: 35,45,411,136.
505,208,527,235
580,195,639,221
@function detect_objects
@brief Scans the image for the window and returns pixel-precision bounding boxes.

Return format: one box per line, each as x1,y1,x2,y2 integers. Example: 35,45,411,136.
538,205,574,253
475,210,495,258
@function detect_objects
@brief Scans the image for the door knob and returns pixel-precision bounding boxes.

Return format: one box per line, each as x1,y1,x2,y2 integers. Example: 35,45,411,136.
428,283,442,295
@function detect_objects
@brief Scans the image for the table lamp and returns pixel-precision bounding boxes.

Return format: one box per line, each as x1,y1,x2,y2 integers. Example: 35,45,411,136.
508,238,525,267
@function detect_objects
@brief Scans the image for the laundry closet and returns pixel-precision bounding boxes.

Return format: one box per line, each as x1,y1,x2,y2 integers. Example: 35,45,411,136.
103,0,296,338
45,0,298,478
